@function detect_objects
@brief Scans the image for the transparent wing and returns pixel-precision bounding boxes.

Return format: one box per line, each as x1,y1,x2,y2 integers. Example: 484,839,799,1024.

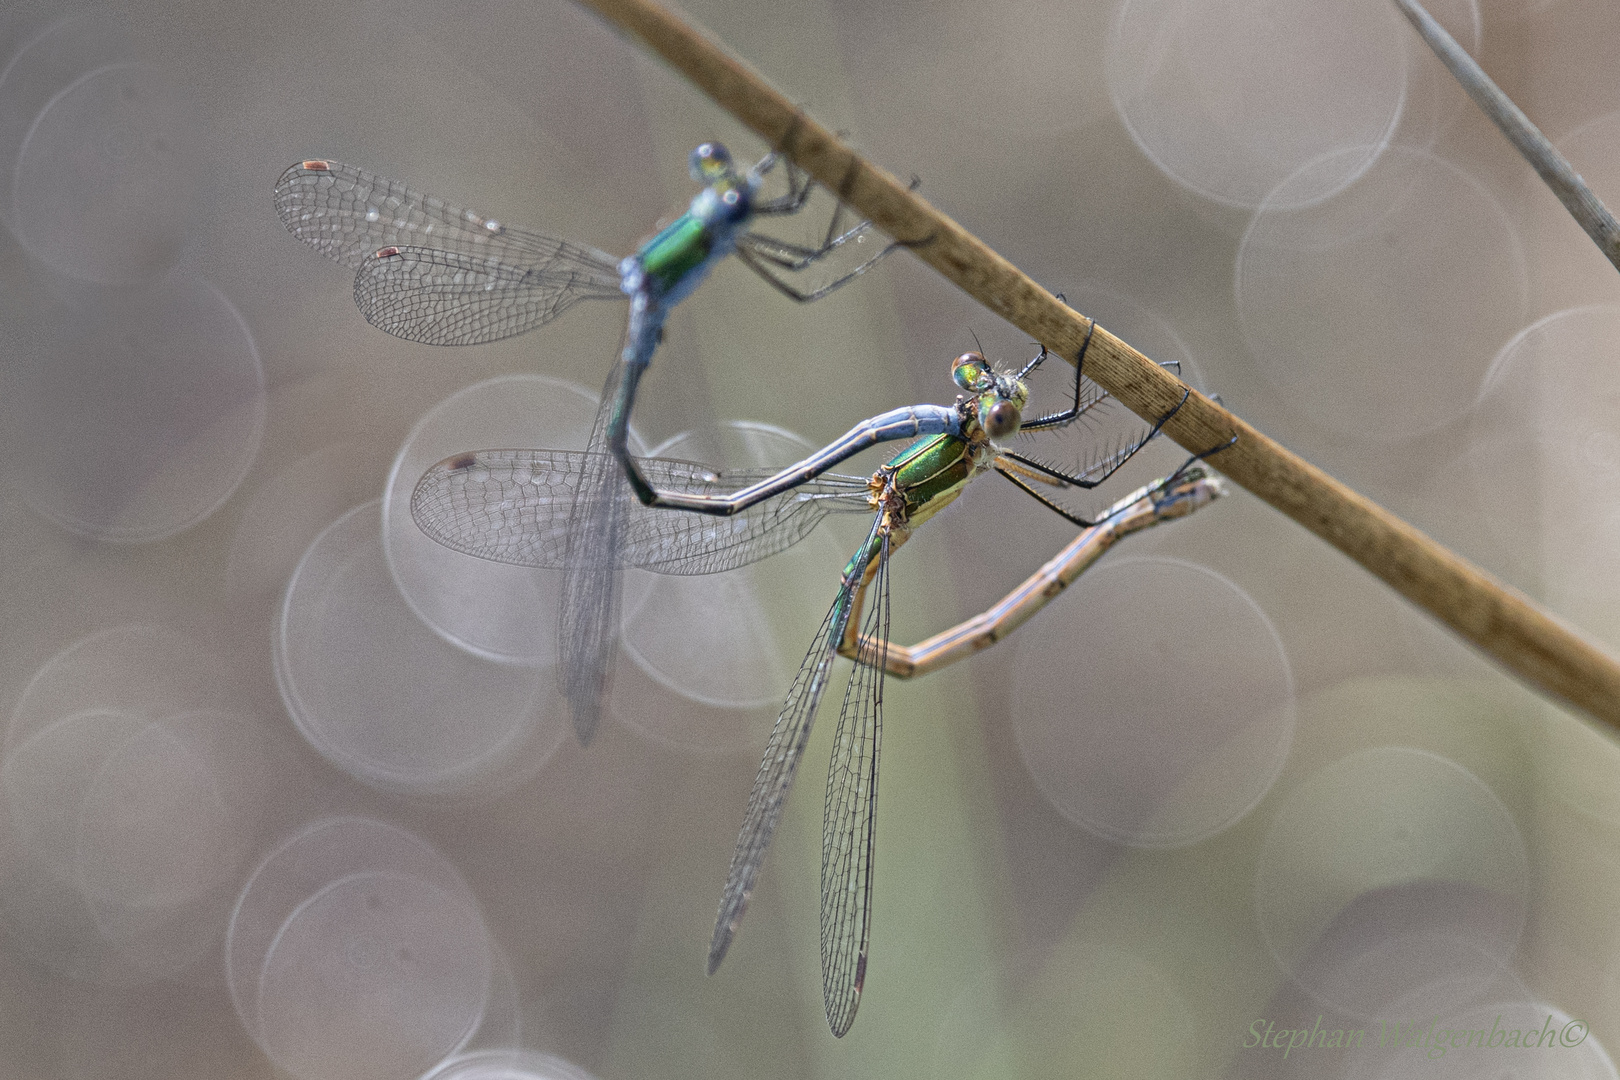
820,533,888,1037
555,377,629,744
411,448,872,575
353,243,624,346
274,160,621,345
274,159,621,271
708,518,882,974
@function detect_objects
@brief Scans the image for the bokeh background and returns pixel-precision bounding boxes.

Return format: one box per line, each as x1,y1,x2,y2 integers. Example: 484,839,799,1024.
0,0,1616,1076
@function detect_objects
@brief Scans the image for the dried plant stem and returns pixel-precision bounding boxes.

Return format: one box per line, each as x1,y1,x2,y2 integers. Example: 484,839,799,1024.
577,0,1620,732
1396,0,1620,273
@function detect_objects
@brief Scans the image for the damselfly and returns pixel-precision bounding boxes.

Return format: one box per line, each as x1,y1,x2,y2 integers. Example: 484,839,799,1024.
275,145,893,741
409,324,1233,1034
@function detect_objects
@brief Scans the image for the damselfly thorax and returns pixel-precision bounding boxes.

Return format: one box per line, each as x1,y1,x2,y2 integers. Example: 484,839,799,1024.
850,350,1035,593
864,348,1031,532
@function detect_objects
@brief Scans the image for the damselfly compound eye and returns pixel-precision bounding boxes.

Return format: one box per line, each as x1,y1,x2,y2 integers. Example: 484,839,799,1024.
689,142,734,180
953,352,992,392
982,398,1021,439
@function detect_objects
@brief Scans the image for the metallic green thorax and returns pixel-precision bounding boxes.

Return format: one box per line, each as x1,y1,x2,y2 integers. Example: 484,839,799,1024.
863,425,985,570
638,214,711,293
886,433,979,527
835,432,980,584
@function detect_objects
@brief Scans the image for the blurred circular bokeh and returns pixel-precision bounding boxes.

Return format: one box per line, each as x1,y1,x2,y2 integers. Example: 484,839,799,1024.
1256,746,1529,1020
1106,0,1407,209
0,10,133,237
12,61,195,284
832,0,1111,138
227,439,397,607
1468,305,1620,646
1010,555,1295,847
276,501,568,795
1,626,274,984
422,1050,598,1080
1237,146,1527,442
0,0,1609,1071
227,817,507,1080
11,274,266,542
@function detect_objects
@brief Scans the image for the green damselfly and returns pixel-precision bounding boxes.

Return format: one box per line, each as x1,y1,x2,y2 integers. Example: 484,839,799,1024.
275,144,893,741
410,324,1232,1034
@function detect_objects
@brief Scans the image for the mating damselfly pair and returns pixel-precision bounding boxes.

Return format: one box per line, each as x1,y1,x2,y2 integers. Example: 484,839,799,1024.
276,144,1230,1035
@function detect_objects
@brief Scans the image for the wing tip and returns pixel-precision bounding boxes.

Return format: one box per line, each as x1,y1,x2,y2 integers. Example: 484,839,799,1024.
827,1003,859,1038
825,956,865,1038
274,159,332,192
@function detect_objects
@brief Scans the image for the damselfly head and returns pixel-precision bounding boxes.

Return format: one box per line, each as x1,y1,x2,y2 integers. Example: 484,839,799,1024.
689,142,735,181
954,352,1030,439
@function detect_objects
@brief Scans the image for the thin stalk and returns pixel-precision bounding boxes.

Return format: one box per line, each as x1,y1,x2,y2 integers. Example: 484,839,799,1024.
1395,0,1620,273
